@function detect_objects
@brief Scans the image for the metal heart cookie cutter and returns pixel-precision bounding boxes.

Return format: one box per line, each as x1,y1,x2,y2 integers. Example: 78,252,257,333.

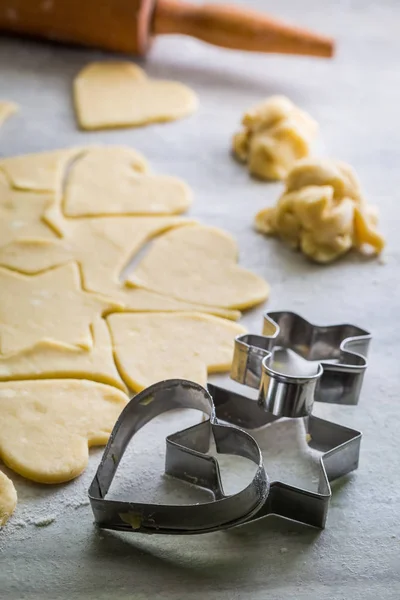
89,311,370,533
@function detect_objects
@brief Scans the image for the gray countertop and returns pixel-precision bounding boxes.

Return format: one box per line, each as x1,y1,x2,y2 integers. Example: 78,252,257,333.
0,1,399,598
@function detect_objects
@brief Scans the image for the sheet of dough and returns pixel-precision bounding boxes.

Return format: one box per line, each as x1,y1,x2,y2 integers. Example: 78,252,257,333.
0,101,18,127
114,288,241,321
0,318,126,392
0,262,120,356
0,379,128,483
128,224,270,309
63,146,191,217
0,147,85,192
0,469,17,527
74,62,198,131
0,145,147,193
108,312,246,392
0,217,194,292
0,171,58,249
0,221,241,320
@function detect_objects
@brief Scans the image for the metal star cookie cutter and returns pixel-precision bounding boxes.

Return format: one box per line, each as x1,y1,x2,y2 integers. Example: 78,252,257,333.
89,311,370,533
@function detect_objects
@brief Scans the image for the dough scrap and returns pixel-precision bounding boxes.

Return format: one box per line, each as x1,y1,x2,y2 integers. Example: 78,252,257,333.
0,469,17,527
233,96,318,180
128,224,269,309
0,318,126,392
0,101,18,127
108,312,246,391
63,146,191,217
0,262,120,356
255,158,385,263
0,171,58,249
0,379,128,483
74,62,198,131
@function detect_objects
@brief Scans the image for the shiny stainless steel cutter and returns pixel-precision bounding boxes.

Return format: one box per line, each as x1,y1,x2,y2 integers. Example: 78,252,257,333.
89,311,370,533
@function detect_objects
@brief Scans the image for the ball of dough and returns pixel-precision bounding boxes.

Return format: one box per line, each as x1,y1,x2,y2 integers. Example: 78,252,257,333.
255,158,385,263
233,96,318,181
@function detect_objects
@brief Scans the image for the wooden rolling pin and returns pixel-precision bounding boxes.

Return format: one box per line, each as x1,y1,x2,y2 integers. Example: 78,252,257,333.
0,0,334,58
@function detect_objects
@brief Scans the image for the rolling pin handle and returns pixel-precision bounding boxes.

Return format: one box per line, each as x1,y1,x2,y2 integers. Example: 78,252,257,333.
153,0,334,58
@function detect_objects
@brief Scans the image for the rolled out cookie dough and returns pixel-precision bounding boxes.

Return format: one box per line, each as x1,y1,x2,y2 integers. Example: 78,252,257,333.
114,288,241,321
0,318,126,392
255,158,385,263
0,147,85,192
0,262,120,356
0,216,194,293
233,96,317,181
0,171,57,249
0,102,18,127
74,62,198,130
0,379,128,483
0,238,241,322
0,470,17,527
63,146,192,217
128,224,269,310
107,312,246,392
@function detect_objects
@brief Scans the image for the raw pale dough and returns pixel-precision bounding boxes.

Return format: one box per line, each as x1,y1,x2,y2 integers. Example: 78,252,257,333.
128,224,269,309
0,143,267,488
255,158,385,263
0,379,128,483
0,232,241,321
63,146,191,217
114,288,241,321
74,62,198,131
0,171,57,249
0,101,18,127
0,217,194,293
0,147,85,192
233,96,318,180
0,469,17,527
0,319,126,392
0,262,120,356
108,312,246,392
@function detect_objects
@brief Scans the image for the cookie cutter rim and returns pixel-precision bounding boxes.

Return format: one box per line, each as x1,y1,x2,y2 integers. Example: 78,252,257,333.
89,311,369,533
231,310,371,418
209,383,362,529
89,379,269,534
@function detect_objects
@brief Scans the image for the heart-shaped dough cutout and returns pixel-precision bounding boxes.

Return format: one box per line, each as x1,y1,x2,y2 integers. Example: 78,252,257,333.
0,379,128,483
128,224,269,309
0,469,17,526
107,312,246,392
63,146,192,217
74,62,198,131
